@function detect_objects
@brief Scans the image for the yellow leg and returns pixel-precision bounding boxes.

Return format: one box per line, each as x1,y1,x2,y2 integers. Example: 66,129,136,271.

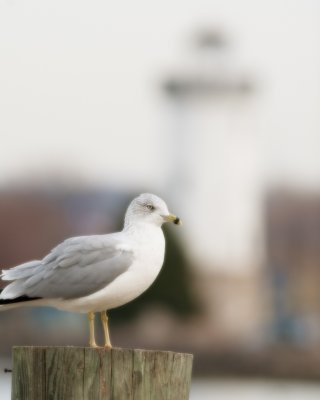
87,312,98,348
100,311,112,349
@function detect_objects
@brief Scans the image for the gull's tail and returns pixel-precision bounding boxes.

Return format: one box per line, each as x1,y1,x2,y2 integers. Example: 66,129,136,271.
0,260,43,310
0,288,42,310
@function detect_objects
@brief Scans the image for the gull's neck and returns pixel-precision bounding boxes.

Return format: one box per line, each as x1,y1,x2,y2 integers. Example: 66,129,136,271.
122,220,162,236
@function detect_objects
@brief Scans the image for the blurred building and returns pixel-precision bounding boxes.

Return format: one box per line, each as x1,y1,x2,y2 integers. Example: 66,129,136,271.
157,18,320,356
265,189,320,345
158,29,267,353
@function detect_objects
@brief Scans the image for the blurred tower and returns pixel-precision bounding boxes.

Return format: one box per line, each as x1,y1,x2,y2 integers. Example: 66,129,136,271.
161,29,259,272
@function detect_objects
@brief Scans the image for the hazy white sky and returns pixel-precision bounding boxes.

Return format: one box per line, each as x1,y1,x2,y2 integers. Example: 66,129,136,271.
1,0,320,190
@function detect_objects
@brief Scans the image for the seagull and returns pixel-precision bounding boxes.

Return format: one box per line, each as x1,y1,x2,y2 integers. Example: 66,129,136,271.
0,193,181,348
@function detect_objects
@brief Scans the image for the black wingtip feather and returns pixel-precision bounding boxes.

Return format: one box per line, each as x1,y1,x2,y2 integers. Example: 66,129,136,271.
0,289,42,305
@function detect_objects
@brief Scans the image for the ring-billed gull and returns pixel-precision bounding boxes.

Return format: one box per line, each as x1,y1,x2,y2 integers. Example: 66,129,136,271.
0,193,181,348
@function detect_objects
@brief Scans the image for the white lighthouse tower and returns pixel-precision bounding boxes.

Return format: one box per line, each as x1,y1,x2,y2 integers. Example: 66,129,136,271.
161,29,261,272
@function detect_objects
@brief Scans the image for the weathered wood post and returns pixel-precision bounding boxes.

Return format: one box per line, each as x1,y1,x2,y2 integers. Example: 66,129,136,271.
11,347,193,400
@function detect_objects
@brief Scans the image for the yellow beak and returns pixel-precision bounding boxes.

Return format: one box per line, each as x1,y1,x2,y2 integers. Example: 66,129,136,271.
162,213,182,225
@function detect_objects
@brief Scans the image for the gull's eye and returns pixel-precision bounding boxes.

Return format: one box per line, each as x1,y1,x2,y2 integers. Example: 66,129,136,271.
146,204,155,211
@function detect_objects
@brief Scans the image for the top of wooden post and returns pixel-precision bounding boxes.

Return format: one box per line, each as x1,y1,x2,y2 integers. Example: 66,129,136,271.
11,346,193,400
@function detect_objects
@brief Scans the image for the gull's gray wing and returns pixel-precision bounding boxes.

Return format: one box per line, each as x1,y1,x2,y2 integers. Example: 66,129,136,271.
1,234,134,300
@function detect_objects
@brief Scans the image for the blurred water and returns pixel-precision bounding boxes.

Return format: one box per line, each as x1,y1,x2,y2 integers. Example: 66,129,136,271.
2,357,320,400
0,359,11,400
190,379,320,400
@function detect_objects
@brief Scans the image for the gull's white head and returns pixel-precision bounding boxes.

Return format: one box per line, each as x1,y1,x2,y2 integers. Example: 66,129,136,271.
124,193,181,228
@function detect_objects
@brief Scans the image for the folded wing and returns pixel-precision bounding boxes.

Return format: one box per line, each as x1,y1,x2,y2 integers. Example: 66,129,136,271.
0,234,134,300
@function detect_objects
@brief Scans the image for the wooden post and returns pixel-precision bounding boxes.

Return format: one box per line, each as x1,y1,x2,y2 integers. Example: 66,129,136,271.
11,346,193,400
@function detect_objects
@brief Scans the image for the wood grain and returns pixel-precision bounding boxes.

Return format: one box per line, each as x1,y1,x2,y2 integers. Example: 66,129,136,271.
11,347,193,400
